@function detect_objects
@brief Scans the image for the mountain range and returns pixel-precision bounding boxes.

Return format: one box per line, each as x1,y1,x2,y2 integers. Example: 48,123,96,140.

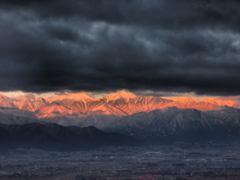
0,91,240,145
0,91,239,119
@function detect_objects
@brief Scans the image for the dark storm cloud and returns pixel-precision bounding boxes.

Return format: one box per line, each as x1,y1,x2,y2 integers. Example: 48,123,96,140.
0,0,240,95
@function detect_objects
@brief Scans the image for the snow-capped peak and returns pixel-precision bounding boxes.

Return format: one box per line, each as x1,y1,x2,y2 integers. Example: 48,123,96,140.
104,91,137,102
47,92,95,103
168,97,200,103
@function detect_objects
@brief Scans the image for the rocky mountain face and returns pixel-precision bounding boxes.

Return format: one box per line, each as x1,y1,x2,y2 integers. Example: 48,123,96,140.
103,107,240,141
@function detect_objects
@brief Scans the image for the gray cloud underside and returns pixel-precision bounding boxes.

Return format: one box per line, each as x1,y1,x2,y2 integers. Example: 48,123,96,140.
0,0,240,95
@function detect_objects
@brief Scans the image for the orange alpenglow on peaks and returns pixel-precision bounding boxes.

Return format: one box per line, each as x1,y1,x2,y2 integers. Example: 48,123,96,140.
46,92,95,102
103,91,137,102
0,94,7,99
0,94,13,108
202,97,237,107
165,97,221,111
0,91,239,118
13,94,47,112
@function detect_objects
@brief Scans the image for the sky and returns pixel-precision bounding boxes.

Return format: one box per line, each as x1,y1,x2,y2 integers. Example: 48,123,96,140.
0,0,240,97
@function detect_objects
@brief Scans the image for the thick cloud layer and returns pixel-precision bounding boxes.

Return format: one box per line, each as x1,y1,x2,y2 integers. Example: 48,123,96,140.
0,0,240,95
